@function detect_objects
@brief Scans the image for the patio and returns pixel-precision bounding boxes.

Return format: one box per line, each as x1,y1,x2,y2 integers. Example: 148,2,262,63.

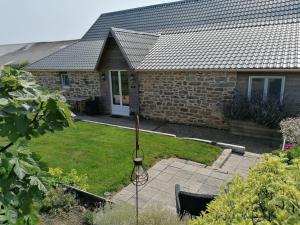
112,151,260,211
77,115,280,153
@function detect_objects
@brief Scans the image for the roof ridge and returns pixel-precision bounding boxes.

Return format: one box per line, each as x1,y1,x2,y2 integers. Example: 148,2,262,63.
0,39,78,47
111,27,160,37
161,21,300,35
101,0,195,17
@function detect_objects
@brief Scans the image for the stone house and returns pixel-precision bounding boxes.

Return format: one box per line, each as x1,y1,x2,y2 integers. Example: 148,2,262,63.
26,0,300,129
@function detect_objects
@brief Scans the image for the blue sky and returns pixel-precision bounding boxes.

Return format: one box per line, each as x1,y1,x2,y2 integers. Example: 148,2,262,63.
0,0,177,45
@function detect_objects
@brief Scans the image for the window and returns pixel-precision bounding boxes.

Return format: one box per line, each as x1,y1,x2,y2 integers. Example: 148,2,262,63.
248,76,285,102
60,72,70,88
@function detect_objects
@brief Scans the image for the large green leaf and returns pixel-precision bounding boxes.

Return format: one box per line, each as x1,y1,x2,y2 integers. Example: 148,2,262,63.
0,98,8,106
0,207,18,224
10,158,27,180
0,67,73,224
29,176,47,192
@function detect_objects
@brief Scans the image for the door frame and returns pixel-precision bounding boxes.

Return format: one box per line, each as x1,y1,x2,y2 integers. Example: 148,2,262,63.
108,70,130,117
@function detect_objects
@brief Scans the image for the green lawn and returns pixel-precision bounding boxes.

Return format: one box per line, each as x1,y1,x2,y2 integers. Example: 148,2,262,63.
4,121,221,195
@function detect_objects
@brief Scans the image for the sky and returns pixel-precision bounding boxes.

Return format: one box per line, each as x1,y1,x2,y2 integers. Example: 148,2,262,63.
0,0,178,45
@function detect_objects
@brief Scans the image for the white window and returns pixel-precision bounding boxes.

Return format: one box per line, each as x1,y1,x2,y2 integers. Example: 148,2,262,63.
248,76,285,102
60,72,70,88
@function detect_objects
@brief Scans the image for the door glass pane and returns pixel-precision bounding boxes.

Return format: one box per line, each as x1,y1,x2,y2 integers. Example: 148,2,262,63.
268,78,282,100
111,71,120,105
121,71,129,106
251,78,264,101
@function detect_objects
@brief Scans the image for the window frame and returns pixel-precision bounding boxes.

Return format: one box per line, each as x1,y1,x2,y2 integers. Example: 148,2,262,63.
247,76,285,103
60,72,70,89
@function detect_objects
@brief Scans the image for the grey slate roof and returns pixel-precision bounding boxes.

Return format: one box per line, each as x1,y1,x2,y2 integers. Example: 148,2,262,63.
26,40,103,70
0,44,27,57
26,0,300,71
110,28,159,69
138,23,300,70
0,40,76,67
83,0,300,40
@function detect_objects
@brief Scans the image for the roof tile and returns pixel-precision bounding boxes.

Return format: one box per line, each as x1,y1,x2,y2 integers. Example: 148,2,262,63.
27,0,300,70
138,23,300,70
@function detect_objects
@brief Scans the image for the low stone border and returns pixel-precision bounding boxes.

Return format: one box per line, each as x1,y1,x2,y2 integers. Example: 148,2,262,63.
179,137,246,154
78,119,176,137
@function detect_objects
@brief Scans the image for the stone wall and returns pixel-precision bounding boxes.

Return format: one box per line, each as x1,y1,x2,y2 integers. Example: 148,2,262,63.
32,71,101,99
138,71,237,129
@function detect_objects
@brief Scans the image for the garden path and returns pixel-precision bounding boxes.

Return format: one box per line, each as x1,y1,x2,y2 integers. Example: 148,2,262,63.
112,151,260,211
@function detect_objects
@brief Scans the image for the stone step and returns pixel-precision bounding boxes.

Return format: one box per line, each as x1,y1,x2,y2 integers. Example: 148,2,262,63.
212,149,232,169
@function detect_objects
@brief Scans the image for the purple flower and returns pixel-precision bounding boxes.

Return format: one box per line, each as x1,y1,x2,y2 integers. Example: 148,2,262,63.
284,143,296,151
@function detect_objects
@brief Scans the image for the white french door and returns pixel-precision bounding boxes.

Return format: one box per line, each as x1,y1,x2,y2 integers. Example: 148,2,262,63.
109,70,130,116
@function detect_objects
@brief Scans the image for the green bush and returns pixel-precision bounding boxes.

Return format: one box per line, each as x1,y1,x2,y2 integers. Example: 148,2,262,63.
273,146,300,164
48,167,89,191
287,146,300,161
93,205,187,225
190,154,300,225
41,187,77,215
83,210,95,225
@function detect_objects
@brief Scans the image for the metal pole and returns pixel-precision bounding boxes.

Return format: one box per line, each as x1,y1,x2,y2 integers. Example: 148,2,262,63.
136,179,139,225
135,114,140,154
135,114,139,225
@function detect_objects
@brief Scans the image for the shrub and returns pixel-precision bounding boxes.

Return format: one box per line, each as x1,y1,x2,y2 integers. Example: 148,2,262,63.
83,210,95,225
9,61,31,70
273,146,300,164
93,205,187,225
280,116,300,144
223,94,250,120
224,92,288,128
190,154,300,225
48,167,89,191
41,187,77,215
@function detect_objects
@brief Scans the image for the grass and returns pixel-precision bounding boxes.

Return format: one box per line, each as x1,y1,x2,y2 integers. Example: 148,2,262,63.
4,121,221,195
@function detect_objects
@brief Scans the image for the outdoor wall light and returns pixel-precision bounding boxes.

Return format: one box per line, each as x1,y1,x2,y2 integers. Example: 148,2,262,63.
101,73,106,81
130,73,135,82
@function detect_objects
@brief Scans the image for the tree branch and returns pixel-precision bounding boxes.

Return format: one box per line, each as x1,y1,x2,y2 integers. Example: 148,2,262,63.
0,142,13,153
30,102,44,125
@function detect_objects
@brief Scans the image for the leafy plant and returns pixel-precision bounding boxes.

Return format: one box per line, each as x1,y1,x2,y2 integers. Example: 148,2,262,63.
223,94,250,120
0,67,73,224
273,146,300,164
224,91,288,128
190,154,300,225
41,188,77,215
83,210,95,225
8,61,31,70
48,168,89,191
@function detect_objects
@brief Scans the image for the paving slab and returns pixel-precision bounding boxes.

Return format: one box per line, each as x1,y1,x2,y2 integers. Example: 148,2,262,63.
112,152,260,210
